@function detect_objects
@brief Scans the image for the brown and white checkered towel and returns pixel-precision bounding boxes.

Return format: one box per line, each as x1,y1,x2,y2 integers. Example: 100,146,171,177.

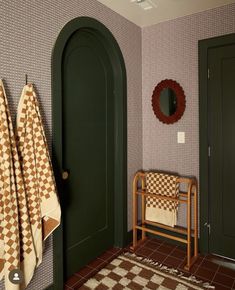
145,172,179,227
0,80,36,290
16,84,61,269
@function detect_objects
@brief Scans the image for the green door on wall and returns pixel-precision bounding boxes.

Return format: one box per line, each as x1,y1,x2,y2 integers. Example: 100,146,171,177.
208,43,235,259
62,28,114,278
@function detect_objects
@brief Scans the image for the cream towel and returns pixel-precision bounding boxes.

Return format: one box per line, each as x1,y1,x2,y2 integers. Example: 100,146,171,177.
145,172,179,227
0,80,36,290
16,84,61,268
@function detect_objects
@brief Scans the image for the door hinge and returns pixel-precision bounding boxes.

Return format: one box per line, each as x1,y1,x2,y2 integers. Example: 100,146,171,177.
204,222,211,235
208,68,210,79
208,146,211,157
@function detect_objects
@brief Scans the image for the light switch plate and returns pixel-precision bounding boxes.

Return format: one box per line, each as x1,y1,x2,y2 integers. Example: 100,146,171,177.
177,132,185,143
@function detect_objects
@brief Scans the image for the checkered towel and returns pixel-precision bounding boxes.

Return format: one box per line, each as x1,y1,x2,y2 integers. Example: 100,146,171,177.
145,172,179,227
0,80,36,290
16,84,61,270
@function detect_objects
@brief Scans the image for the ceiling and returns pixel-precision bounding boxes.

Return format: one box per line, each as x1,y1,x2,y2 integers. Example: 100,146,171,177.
96,0,235,27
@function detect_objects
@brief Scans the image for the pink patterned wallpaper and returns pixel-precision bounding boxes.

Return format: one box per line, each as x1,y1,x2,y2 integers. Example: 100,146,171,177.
0,0,142,288
142,3,235,227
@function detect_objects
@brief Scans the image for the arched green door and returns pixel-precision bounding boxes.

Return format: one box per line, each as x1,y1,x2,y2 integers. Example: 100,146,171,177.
63,28,114,277
52,17,127,286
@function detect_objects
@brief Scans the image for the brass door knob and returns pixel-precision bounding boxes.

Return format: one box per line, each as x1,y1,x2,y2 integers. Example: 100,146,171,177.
62,171,69,180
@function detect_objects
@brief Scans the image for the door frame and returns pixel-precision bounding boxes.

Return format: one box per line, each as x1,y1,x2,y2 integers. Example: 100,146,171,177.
199,33,235,254
51,17,127,290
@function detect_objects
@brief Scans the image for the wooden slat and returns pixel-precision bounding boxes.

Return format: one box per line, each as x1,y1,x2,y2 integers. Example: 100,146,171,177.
143,220,195,236
193,183,198,257
136,191,187,203
136,191,193,197
186,182,192,269
141,176,146,240
135,225,188,244
179,193,188,197
132,172,138,248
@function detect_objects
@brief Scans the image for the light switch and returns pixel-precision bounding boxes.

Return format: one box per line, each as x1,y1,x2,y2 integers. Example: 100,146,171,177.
177,132,185,143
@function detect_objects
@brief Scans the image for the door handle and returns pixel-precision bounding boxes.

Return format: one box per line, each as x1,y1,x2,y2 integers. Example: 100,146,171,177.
62,170,69,180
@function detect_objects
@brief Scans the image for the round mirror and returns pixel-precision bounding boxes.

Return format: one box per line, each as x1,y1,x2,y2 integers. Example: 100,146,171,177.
159,88,177,116
152,79,186,124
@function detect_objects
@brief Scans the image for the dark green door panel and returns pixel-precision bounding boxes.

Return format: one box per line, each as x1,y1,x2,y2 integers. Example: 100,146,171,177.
62,28,114,277
52,17,127,290
208,44,235,259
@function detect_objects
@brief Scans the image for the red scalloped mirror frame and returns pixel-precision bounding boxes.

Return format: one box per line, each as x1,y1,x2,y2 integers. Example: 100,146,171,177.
151,79,186,124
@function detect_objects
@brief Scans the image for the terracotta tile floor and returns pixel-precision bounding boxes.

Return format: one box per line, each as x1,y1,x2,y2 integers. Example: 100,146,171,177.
64,237,235,290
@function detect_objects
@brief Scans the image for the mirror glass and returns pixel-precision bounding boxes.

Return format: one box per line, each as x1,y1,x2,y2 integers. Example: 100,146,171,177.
159,88,177,116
